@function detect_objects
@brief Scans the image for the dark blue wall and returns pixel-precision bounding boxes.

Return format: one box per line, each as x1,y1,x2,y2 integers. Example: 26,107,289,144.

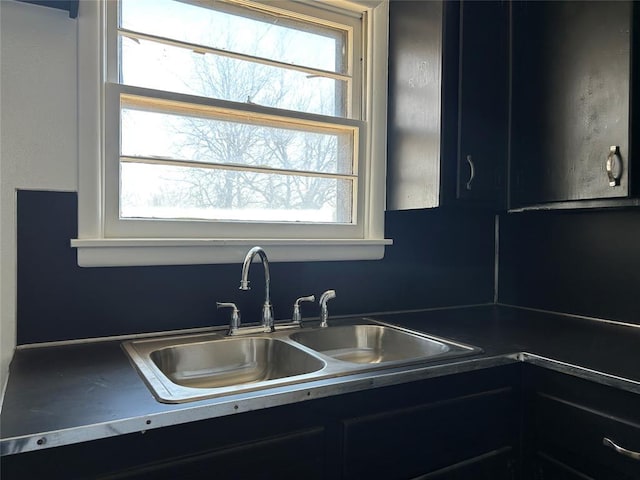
498,209,640,324
17,190,496,344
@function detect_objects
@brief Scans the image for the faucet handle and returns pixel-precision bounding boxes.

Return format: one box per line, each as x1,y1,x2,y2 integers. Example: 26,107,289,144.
292,295,315,326
217,302,241,336
319,290,336,328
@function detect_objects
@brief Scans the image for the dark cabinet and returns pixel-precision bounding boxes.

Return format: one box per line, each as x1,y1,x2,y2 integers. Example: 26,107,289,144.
522,365,640,480
454,0,509,208
327,365,521,479
510,1,640,210
341,387,517,479
1,403,329,480
103,427,327,480
387,0,508,211
387,0,444,211
389,1,640,213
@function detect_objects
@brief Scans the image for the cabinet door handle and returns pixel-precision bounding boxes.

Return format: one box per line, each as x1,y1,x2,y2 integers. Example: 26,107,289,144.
465,155,475,191
603,437,640,461
606,145,623,187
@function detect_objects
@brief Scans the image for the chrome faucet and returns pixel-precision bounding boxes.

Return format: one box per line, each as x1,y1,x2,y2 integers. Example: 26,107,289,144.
239,246,274,333
319,289,336,328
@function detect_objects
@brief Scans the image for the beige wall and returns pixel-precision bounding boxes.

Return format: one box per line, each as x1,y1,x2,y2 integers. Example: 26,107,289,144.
0,1,78,406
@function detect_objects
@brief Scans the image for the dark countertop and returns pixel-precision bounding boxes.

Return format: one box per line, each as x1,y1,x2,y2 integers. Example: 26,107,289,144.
379,305,640,384
2,304,640,456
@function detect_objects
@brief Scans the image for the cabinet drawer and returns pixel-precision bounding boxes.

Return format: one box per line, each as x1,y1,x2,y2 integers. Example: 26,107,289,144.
533,393,640,478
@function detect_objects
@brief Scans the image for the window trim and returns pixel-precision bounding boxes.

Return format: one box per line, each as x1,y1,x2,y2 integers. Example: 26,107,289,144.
73,0,391,267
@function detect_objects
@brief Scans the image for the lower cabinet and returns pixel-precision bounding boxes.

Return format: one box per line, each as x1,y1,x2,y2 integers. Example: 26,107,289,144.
340,386,517,478
2,402,329,480
102,427,327,480
321,364,521,479
522,365,640,480
1,365,521,480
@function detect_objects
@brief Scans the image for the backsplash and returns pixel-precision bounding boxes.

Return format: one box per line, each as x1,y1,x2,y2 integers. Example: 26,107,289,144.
17,190,496,344
498,208,640,325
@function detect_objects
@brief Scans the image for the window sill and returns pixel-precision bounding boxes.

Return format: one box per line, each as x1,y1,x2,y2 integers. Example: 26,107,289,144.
70,238,393,267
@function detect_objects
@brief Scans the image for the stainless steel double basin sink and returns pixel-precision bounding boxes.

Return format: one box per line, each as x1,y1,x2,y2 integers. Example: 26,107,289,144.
123,319,482,403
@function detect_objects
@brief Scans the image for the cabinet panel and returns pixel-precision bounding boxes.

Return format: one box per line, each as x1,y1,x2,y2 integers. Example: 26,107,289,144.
523,366,640,480
511,1,634,207
1,404,327,480
342,387,518,479
532,393,640,479
387,0,443,210
456,0,508,207
388,0,509,211
100,427,326,480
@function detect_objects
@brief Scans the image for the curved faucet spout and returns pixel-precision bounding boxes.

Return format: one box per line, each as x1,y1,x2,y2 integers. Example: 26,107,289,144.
239,246,273,332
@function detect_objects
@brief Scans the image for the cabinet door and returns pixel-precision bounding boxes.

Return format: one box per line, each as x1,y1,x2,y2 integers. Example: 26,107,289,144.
456,0,508,207
522,365,640,480
341,386,518,479
99,427,326,480
511,1,633,207
386,0,443,210
530,393,640,480
1,404,328,480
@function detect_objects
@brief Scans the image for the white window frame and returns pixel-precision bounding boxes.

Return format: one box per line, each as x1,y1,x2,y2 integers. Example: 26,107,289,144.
72,0,391,267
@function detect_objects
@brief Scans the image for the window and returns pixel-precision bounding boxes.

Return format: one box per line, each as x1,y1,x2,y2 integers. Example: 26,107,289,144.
73,0,391,266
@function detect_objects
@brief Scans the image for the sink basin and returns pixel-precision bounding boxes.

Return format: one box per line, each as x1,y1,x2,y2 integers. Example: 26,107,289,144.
290,325,450,364
123,333,328,402
123,318,482,403
150,337,324,389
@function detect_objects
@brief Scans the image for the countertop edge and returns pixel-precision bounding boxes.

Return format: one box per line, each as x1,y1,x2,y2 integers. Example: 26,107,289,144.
518,352,640,394
3,350,640,456
1,354,517,456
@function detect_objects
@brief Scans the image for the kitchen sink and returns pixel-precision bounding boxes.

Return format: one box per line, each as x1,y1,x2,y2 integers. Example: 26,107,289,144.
290,324,450,364
150,337,325,389
123,318,482,403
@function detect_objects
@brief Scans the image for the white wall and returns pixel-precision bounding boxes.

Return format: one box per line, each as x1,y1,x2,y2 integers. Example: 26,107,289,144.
0,0,78,406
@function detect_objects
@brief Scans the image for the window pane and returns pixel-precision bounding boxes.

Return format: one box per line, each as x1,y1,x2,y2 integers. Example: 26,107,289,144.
120,163,354,223
120,36,347,117
121,108,355,176
119,0,347,74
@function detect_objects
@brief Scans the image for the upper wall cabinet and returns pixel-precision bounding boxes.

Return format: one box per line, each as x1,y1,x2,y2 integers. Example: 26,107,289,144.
510,1,640,211
453,0,509,209
387,0,508,211
386,0,443,211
